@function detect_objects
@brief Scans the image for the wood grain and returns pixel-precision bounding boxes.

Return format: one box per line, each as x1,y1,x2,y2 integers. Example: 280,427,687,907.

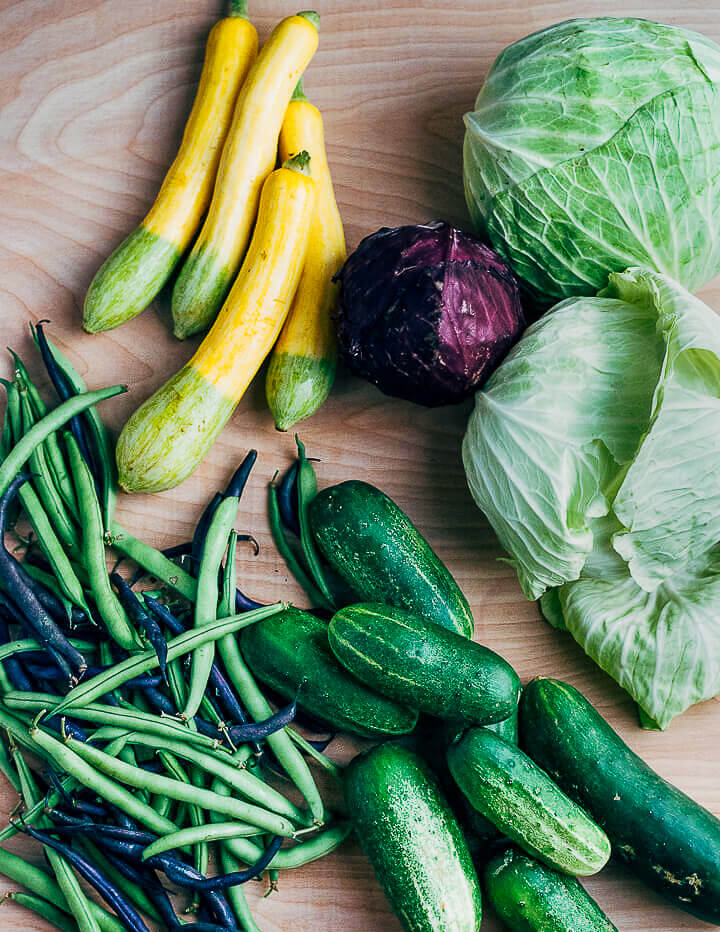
1,0,719,929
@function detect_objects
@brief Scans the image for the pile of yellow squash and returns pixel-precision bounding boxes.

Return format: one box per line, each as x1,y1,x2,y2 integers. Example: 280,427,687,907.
84,2,346,492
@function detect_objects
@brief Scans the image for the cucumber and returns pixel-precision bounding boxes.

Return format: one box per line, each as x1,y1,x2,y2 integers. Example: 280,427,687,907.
309,481,474,637
444,709,520,842
446,728,610,876
240,608,417,738
484,847,619,932
520,678,720,924
345,743,482,932
329,603,519,724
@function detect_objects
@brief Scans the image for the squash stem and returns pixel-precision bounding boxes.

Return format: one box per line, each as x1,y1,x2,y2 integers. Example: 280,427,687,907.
297,10,320,29
283,150,311,176
229,0,249,17
291,78,308,102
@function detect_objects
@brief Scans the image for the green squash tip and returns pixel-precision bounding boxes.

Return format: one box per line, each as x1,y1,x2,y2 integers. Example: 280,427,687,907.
297,10,319,28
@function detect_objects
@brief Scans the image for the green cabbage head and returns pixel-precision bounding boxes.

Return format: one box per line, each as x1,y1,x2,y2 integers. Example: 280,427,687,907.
464,17,720,300
462,268,720,727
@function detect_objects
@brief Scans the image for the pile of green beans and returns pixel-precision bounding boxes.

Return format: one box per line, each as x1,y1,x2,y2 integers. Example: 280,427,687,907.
0,333,347,932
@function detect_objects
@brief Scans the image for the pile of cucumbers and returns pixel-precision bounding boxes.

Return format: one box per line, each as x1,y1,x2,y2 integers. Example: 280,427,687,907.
244,457,720,931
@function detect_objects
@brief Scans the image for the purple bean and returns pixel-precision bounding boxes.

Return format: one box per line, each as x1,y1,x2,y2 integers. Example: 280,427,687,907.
143,597,255,732
234,588,264,613
0,478,86,679
42,715,88,742
226,701,296,744
223,451,257,500
15,821,152,932
191,492,224,571
110,573,167,678
34,322,98,482
277,462,300,536
70,799,108,819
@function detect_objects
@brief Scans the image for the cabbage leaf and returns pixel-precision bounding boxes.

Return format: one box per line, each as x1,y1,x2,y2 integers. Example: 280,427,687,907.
463,268,720,725
464,17,720,299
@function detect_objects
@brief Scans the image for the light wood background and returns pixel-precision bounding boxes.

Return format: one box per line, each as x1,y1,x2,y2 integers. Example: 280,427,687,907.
2,0,719,929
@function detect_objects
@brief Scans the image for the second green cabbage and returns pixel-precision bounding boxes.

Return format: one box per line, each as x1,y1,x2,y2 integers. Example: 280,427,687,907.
463,268,720,727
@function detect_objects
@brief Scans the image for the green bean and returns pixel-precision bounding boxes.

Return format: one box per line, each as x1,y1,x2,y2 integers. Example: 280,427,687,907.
185,497,239,719
0,638,95,664
220,849,262,932
76,840,162,924
8,740,38,803
151,793,172,819
51,602,283,714
156,750,208,895
0,782,63,843
0,385,125,498
102,732,131,758
34,331,118,528
166,654,188,709
141,820,263,861
0,389,89,614
174,800,189,828
108,523,197,600
66,737,297,837
0,735,21,791
224,821,353,870
30,727,177,836
4,692,227,752
15,738,101,932
216,621,325,823
287,729,344,782
0,848,123,932
0,700,47,756
98,641,121,706
2,891,80,932
0,656,11,696
66,435,138,653
8,350,77,512
91,728,311,826
295,438,335,606
18,386,81,560
268,482,328,608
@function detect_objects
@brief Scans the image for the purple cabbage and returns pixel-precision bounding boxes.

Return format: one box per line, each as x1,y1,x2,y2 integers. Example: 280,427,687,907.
336,221,526,406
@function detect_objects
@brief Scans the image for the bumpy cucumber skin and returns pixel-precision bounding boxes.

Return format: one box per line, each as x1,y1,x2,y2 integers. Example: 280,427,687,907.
444,709,520,842
329,603,519,725
309,481,474,638
345,744,482,932
447,729,610,876
520,678,720,924
240,608,417,738
484,848,618,932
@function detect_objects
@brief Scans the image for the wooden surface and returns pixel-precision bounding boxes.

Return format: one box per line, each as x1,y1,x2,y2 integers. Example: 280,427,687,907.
2,0,720,929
